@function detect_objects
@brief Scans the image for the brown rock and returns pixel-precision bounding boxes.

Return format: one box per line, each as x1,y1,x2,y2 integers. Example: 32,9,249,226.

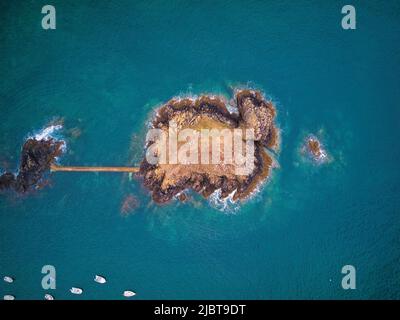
177,192,187,202
236,90,277,147
304,136,327,162
0,138,64,193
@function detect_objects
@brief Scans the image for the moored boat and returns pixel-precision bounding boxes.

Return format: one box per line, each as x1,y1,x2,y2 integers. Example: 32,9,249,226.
70,287,83,295
4,295,15,300
94,275,107,284
3,276,14,283
44,294,55,300
123,290,136,297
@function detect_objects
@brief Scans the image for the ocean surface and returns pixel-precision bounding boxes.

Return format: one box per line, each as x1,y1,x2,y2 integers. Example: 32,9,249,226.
1,0,400,299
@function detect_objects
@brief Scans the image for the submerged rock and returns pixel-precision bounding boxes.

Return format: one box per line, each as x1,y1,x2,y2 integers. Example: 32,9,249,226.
0,172,16,190
120,194,139,215
139,89,279,204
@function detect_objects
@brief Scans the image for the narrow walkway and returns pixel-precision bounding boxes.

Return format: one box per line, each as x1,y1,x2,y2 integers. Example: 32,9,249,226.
50,164,140,173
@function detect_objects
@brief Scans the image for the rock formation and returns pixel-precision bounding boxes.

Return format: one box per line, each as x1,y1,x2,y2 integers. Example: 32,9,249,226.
0,138,64,193
303,135,327,163
140,89,279,203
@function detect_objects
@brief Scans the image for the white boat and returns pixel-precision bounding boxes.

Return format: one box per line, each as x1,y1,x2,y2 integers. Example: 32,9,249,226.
94,275,107,284
70,287,83,295
44,294,55,300
123,290,136,297
3,276,14,283
4,295,15,300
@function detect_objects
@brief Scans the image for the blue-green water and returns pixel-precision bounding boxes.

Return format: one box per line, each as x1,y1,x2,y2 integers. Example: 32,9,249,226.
1,0,400,299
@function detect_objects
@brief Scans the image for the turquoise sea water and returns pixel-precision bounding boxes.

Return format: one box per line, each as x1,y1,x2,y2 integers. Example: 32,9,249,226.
1,0,400,299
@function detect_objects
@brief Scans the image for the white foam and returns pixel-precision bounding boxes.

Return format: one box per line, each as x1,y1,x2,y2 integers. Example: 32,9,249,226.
208,189,240,213
30,124,67,157
34,124,63,141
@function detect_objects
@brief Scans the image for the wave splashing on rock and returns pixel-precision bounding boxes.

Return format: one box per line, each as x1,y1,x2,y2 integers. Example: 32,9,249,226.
0,125,65,193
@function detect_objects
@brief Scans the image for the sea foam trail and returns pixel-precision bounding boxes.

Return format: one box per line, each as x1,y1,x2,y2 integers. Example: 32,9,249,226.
33,124,63,141
208,189,240,213
32,124,66,156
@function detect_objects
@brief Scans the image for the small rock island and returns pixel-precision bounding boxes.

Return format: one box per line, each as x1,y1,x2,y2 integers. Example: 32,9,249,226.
303,135,327,163
140,89,279,203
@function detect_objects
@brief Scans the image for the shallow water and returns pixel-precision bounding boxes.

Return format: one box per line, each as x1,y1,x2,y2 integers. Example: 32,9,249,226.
1,0,400,299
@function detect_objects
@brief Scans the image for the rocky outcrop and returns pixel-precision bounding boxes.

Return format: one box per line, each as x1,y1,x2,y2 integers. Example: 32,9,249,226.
0,138,64,193
120,194,139,215
140,89,279,204
237,90,278,149
303,135,327,163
